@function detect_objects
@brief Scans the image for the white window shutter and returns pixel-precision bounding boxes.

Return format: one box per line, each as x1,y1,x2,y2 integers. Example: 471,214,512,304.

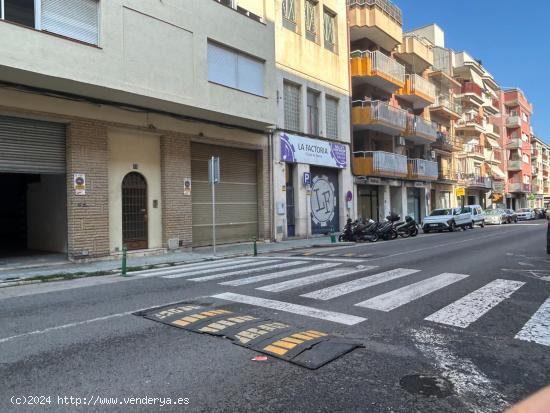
208,43,238,89
237,54,264,96
41,0,99,45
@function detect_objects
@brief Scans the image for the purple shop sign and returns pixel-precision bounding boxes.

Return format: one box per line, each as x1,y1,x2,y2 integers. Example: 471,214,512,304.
280,133,347,169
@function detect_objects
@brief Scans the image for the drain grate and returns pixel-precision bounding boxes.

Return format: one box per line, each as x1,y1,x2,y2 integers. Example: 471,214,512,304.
400,374,453,398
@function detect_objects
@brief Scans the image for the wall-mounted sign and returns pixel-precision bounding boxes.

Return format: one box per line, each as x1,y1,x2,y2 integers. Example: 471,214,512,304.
493,182,505,192
414,182,425,188
367,177,381,185
303,172,311,187
73,173,86,196
280,133,347,169
184,178,192,196
455,187,465,197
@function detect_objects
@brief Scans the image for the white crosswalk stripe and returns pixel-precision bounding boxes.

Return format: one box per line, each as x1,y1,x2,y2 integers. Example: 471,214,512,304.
189,261,306,282
133,258,255,277
301,268,420,301
425,279,525,328
257,266,378,293
355,272,469,312
163,260,280,279
220,262,340,286
515,297,550,346
212,292,366,326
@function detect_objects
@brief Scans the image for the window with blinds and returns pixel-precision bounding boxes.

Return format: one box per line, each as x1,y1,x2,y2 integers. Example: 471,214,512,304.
284,82,301,132
323,8,336,52
326,96,339,139
41,0,100,45
207,42,265,96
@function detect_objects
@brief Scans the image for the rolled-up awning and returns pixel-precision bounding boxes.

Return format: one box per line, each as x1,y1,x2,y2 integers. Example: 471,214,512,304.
490,165,506,179
486,137,501,148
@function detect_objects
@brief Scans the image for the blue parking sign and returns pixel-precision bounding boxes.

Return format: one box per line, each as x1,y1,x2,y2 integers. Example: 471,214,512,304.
303,172,311,186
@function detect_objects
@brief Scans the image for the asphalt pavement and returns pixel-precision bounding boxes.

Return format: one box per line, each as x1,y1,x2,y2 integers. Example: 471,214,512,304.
1,221,549,413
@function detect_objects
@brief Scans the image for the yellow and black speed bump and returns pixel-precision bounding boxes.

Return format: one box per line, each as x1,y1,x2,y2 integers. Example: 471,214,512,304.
135,301,363,369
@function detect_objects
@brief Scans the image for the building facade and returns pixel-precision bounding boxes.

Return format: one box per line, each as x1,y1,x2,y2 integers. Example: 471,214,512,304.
0,0,277,260
272,0,352,240
531,135,550,208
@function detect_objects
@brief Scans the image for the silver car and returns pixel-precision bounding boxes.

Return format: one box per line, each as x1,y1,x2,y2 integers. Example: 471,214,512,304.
484,209,508,225
516,208,535,220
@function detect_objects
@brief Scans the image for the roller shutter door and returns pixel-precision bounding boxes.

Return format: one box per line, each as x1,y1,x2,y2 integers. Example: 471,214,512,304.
191,143,258,246
0,116,66,174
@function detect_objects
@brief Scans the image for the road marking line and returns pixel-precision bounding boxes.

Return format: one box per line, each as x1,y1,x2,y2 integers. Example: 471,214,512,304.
257,266,377,293
425,279,525,328
515,297,550,347
189,261,305,282
255,256,366,263
301,268,420,301
220,262,340,286
163,260,280,279
212,292,366,325
133,258,255,276
355,273,469,312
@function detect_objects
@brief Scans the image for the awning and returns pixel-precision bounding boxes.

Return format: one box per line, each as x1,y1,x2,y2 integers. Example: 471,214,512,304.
490,165,506,179
486,137,501,148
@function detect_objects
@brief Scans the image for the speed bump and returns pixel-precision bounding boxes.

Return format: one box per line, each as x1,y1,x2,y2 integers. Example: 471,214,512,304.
135,301,363,369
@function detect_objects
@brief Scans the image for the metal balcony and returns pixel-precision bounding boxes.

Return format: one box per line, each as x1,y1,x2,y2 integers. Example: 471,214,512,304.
407,159,438,180
506,138,523,149
350,50,405,93
465,175,492,189
404,115,437,143
397,74,436,108
455,82,484,106
351,100,407,134
352,151,408,178
430,95,462,120
438,167,458,182
507,160,523,171
509,182,530,193
506,116,522,128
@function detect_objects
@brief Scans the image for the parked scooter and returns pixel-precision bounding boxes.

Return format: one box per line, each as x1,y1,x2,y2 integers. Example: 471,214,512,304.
354,219,379,242
374,215,398,241
395,216,419,238
338,218,355,242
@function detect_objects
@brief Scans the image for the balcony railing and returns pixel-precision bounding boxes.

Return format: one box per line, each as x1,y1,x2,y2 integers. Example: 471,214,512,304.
405,115,437,141
457,82,483,98
463,144,484,156
351,50,405,87
506,116,521,128
432,95,462,115
506,138,523,149
433,132,458,151
403,74,436,99
438,167,457,181
465,175,492,189
492,98,500,109
545,187,550,193
507,160,522,170
353,151,408,177
347,0,402,24
544,170,549,178
352,100,408,132
509,182,531,193
485,123,501,137
408,159,438,180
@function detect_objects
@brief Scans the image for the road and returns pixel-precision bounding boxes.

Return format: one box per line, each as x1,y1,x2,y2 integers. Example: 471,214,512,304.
1,221,549,412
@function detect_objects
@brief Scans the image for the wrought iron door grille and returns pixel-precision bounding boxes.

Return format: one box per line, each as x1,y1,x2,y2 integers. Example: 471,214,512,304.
122,172,148,245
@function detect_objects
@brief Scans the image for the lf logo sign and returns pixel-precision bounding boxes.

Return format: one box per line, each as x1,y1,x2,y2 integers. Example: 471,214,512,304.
310,175,336,227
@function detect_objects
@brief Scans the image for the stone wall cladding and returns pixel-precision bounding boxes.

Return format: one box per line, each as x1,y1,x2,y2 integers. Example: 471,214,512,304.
160,134,192,248
66,120,110,260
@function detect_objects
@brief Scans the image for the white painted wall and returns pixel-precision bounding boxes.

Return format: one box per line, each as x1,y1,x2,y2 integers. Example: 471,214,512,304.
27,175,67,253
108,129,162,252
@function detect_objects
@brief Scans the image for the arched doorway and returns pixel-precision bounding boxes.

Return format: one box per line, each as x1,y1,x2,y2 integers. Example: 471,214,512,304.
122,172,148,250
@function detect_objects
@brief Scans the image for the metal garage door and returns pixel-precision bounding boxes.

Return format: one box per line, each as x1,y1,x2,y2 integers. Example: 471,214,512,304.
191,143,258,246
0,115,66,174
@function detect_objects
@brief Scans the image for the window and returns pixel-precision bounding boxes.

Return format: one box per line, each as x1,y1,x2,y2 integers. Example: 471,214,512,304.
284,82,301,131
323,8,336,52
305,0,317,42
282,0,296,31
207,42,265,96
2,0,35,28
0,0,100,45
326,96,338,139
306,89,319,135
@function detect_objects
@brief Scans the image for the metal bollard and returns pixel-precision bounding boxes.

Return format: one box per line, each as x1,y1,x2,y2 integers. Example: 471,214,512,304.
330,226,336,243
121,246,128,276
253,237,258,257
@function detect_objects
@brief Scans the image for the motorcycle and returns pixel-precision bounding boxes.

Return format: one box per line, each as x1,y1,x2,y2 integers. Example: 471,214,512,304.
374,215,398,241
338,218,355,242
395,215,419,238
354,219,379,242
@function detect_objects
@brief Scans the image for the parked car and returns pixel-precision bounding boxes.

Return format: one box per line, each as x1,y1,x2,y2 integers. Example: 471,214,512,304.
547,219,550,254
503,209,518,224
422,208,472,233
464,205,485,228
484,209,508,225
534,208,546,219
545,208,550,219
516,208,536,220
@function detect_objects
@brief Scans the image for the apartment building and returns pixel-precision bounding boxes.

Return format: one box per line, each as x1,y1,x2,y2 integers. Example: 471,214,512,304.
273,0,352,240
500,88,534,209
531,135,550,208
0,0,277,260
349,0,438,222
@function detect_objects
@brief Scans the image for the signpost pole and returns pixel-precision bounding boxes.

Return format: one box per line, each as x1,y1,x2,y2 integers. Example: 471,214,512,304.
210,156,217,256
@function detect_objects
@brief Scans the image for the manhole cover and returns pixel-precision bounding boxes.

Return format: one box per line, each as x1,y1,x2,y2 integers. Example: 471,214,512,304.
400,374,453,398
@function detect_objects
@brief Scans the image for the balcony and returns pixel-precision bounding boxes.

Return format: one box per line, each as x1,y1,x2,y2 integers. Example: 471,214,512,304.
544,170,549,178
353,151,408,178
485,148,502,164
462,144,485,160
455,82,484,106
509,182,531,193
438,167,457,182
395,35,433,72
506,138,523,149
432,132,458,152
352,100,407,134
506,116,522,128
456,117,485,134
543,154,549,161
348,0,403,51
465,175,492,189
430,95,462,120
507,160,523,171
485,123,501,139
350,50,405,92
397,74,436,108
407,159,438,181
532,167,539,176
545,187,550,193
483,97,500,116
404,115,437,143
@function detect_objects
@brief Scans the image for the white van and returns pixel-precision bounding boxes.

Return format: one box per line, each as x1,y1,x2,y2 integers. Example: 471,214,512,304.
463,205,485,228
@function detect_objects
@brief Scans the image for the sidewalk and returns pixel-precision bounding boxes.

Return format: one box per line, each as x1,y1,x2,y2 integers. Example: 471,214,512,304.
0,236,345,283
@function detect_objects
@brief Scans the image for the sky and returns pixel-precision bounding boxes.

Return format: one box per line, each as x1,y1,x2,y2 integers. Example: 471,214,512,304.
397,0,550,144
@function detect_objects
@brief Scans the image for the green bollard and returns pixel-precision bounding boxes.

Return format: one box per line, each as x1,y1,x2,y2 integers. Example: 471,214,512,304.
253,237,258,257
121,246,127,276
330,226,336,243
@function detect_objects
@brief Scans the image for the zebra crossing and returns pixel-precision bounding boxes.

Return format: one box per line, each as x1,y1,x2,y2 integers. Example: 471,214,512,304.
132,257,550,347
